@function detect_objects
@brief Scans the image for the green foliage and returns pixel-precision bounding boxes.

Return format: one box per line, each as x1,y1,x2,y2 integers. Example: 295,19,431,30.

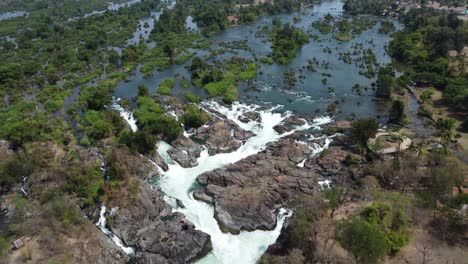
461,118,468,132
338,198,410,263
388,9,467,111
83,110,113,141
0,236,10,258
180,78,190,88
419,88,435,102
51,198,80,227
204,73,236,97
137,84,150,97
389,99,405,125
312,16,333,34
350,118,379,145
0,102,70,146
133,96,181,140
270,21,309,64
344,0,395,15
379,20,396,34
338,219,390,263
175,51,196,65
181,105,209,129
0,153,34,191
118,130,156,155
67,166,104,207
324,187,342,218
238,63,258,80
157,78,175,95
435,118,457,146
183,92,202,103
223,85,239,104
333,32,352,42
376,65,396,98
79,84,113,111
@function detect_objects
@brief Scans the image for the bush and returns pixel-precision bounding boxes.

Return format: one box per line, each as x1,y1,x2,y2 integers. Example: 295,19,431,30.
0,236,9,258
181,105,209,129
389,99,405,125
138,84,149,97
183,93,201,103
223,85,239,104
460,118,468,132
238,63,257,80
118,130,156,155
157,78,175,95
337,219,390,264
350,118,379,145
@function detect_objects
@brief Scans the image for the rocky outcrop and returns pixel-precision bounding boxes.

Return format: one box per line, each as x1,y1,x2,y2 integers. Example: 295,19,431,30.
194,120,254,155
167,136,202,168
273,115,306,134
149,151,168,171
107,184,212,264
195,138,317,234
306,147,363,181
239,111,261,123
195,137,362,234
0,139,13,161
92,145,212,263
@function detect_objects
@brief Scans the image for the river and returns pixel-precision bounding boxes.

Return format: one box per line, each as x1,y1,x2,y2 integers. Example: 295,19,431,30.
114,0,400,120
156,101,332,264
109,0,401,262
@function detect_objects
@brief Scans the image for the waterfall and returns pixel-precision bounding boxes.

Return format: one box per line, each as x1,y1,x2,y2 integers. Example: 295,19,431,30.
96,205,135,255
156,101,332,264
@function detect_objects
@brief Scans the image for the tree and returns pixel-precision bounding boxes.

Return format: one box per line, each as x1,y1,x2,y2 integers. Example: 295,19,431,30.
350,118,379,145
435,118,456,147
337,219,390,264
324,187,342,219
137,84,149,97
389,99,405,125
181,105,209,129
461,118,468,132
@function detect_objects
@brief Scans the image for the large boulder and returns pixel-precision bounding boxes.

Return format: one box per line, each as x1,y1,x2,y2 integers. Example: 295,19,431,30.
167,136,202,168
196,139,317,234
107,185,212,264
194,121,254,155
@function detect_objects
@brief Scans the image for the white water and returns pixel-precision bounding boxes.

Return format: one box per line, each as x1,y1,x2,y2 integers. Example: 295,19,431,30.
96,205,135,255
110,97,138,132
156,101,332,264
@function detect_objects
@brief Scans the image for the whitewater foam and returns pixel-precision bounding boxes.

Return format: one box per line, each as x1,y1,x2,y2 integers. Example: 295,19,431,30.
156,100,332,264
96,205,135,255
110,98,138,132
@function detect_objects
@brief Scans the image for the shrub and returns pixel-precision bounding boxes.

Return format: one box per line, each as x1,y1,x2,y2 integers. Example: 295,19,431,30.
181,105,209,129
183,93,201,103
337,219,390,264
157,78,175,95
118,130,156,155
0,236,9,258
389,99,405,125
350,118,379,145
